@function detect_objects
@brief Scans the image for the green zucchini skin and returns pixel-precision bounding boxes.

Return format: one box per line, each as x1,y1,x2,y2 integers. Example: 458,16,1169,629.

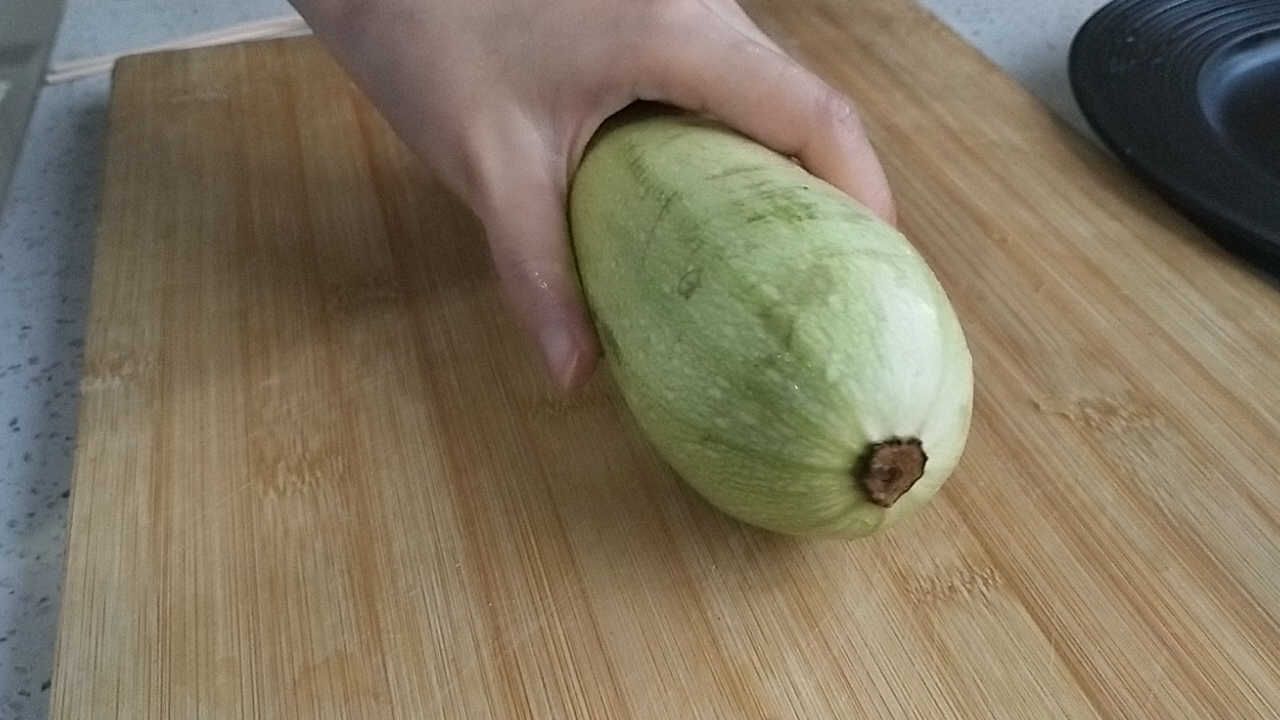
568,106,973,539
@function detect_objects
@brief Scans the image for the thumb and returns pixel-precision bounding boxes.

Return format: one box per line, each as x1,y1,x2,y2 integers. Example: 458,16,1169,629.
479,164,600,391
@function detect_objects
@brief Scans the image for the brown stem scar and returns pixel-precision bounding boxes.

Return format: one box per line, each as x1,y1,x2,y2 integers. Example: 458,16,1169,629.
855,437,927,508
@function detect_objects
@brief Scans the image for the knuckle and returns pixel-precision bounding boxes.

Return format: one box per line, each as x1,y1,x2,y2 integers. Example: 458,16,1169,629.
638,0,712,61
488,233,568,299
646,0,701,29
876,192,898,224
494,250,547,284
492,251,561,310
815,87,862,132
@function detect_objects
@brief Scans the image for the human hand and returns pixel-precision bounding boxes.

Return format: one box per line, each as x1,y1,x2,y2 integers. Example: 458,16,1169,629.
290,0,895,389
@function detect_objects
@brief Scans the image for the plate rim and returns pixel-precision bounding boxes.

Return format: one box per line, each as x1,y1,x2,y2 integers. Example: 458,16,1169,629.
1068,0,1280,277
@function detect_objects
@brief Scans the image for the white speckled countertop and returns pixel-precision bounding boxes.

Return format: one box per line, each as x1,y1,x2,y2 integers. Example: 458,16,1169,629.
0,1,1108,717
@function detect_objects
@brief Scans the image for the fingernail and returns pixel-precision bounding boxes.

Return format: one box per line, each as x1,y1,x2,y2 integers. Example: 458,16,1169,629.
540,323,581,390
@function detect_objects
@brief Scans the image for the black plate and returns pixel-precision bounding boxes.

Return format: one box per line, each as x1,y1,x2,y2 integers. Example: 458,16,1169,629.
1069,0,1280,277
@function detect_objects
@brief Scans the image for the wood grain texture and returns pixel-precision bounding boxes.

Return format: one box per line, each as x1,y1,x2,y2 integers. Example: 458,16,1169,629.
50,0,1280,717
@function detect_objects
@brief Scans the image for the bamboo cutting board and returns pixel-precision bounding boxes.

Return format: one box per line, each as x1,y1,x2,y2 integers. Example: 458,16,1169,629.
51,0,1280,717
